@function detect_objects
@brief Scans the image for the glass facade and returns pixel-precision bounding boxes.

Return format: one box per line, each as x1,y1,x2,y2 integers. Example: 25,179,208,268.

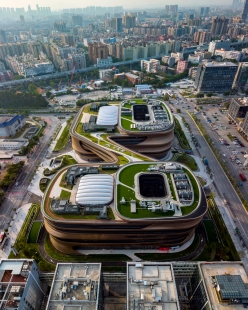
173,262,210,310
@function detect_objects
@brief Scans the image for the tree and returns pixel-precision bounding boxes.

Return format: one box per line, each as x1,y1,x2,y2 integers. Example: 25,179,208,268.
163,94,169,101
76,99,88,107
196,93,204,98
206,92,213,97
176,108,181,113
46,91,52,98
28,83,38,95
50,81,55,87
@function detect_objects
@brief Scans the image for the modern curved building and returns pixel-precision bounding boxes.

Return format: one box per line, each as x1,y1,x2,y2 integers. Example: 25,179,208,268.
70,99,174,161
42,161,207,254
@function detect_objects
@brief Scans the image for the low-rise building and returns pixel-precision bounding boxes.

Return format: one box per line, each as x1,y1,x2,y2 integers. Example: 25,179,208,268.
176,60,188,74
46,263,101,310
96,56,113,67
141,58,160,73
114,72,140,84
0,114,26,137
0,139,28,150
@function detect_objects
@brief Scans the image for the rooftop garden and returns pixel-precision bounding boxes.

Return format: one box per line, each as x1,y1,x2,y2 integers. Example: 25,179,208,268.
116,162,201,219
120,99,172,132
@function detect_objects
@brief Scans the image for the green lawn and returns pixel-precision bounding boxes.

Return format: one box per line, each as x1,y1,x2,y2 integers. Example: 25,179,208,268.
116,184,175,219
174,154,198,171
27,221,42,243
203,220,218,243
121,117,139,131
54,124,70,151
39,178,50,193
174,118,191,150
60,189,71,200
118,164,151,187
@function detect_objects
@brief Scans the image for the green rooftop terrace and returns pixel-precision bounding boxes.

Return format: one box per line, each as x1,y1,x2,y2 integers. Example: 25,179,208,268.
120,99,173,132
115,162,201,219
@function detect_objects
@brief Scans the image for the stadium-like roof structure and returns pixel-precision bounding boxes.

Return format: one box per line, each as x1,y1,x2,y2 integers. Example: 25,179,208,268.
75,174,114,205
96,106,119,126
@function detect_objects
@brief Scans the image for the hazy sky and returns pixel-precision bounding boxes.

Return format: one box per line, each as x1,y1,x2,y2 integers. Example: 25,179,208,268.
4,0,231,10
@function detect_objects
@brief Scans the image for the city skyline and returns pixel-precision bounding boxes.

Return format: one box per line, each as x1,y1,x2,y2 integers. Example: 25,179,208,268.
1,1,234,10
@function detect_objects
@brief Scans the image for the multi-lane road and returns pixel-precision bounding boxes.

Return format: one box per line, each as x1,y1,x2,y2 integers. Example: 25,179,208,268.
0,57,158,89
0,115,62,231
173,92,248,249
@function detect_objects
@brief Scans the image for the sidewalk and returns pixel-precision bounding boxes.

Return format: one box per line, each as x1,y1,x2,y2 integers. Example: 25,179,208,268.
0,203,32,258
191,155,214,187
77,234,195,261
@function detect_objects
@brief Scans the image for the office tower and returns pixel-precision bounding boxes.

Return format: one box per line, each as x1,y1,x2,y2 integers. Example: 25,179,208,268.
200,7,210,16
186,14,194,23
210,17,229,35
0,30,7,43
233,62,248,90
170,5,178,16
194,61,238,92
88,42,109,63
111,18,123,32
165,5,170,15
123,15,136,29
28,4,31,12
53,22,66,33
242,0,248,22
177,12,183,22
72,15,82,26
20,15,25,24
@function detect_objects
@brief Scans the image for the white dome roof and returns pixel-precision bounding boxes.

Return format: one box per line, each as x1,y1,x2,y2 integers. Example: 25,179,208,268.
96,105,119,126
76,174,114,205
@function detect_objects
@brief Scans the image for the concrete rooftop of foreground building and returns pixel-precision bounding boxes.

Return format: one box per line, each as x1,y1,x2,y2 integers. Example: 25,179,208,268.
200,262,248,310
127,262,180,310
46,263,101,310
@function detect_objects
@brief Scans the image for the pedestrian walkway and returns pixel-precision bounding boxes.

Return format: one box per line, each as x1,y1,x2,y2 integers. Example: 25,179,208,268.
0,203,32,258
191,155,214,187
77,234,194,261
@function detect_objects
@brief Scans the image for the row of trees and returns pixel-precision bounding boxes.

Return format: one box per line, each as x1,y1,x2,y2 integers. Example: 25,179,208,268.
0,89,48,109
0,161,25,204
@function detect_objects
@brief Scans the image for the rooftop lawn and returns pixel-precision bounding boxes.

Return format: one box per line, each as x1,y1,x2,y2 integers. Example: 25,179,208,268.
60,189,71,200
118,164,151,187
116,184,175,219
117,164,200,217
121,117,139,131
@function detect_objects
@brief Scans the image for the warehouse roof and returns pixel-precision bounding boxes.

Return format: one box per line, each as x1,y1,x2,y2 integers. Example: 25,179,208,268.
75,174,114,205
96,106,119,126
